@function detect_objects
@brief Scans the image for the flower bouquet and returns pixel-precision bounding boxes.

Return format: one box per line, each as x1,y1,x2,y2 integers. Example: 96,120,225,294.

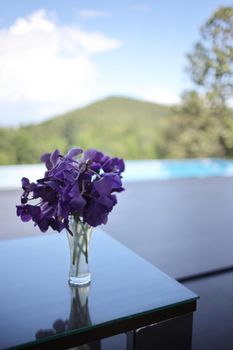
17,148,125,285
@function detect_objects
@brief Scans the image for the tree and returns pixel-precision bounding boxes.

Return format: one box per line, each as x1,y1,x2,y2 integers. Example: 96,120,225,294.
160,6,233,159
187,6,233,107
161,91,228,158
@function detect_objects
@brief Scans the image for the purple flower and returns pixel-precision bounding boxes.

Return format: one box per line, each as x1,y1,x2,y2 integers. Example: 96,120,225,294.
102,157,125,174
17,204,41,222
20,177,37,204
83,149,108,164
16,148,125,232
94,174,124,196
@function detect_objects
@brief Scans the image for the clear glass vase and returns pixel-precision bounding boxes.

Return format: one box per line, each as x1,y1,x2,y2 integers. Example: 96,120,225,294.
67,216,93,286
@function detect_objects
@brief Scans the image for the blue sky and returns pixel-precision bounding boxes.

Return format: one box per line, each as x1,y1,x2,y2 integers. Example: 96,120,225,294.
0,0,231,126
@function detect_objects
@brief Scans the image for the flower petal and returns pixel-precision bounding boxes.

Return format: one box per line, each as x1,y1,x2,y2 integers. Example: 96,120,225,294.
66,148,83,159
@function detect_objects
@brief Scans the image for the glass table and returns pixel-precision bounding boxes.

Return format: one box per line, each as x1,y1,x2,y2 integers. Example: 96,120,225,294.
0,229,198,350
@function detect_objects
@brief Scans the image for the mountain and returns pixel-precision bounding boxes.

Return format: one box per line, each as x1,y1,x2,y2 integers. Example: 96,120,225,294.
0,96,172,164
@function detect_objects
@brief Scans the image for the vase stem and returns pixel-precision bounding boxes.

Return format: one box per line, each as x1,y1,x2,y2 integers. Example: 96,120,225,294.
67,217,93,286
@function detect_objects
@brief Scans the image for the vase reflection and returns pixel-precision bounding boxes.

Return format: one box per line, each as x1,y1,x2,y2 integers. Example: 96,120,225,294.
68,285,92,329
35,285,100,350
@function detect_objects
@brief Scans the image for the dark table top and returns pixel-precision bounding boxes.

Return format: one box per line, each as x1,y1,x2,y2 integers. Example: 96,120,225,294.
0,230,198,350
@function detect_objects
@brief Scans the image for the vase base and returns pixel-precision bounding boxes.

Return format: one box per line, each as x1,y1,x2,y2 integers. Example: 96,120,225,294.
68,273,91,286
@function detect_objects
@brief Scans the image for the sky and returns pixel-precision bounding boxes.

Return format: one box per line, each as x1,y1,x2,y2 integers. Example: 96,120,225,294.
0,0,232,126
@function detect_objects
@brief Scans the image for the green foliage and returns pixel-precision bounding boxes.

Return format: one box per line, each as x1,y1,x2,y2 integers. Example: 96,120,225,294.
0,97,172,165
0,128,16,164
164,5,233,159
187,6,233,107
1,93,233,164
161,91,233,158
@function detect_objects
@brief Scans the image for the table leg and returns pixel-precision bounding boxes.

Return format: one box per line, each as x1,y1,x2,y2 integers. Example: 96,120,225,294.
126,313,193,350
126,330,136,350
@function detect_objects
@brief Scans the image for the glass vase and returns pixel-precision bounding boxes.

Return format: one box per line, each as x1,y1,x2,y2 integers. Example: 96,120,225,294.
67,216,93,286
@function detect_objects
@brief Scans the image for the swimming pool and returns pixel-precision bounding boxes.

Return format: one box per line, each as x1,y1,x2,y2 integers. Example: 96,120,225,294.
125,158,233,181
1,158,233,189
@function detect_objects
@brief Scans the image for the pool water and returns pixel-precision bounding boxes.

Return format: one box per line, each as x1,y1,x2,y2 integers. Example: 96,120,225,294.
125,158,233,182
1,158,233,189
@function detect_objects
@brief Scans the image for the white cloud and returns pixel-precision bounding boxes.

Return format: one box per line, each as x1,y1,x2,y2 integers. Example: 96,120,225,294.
140,88,180,105
0,9,121,126
77,9,111,19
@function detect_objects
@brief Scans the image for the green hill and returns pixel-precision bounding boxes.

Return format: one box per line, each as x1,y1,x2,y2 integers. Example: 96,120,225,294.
0,96,172,164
